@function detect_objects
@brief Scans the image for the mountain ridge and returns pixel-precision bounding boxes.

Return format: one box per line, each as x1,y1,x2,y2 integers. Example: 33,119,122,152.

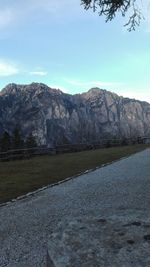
0,83,150,147
1,83,149,104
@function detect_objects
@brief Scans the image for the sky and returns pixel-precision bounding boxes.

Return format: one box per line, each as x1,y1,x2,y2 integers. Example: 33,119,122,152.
0,0,150,102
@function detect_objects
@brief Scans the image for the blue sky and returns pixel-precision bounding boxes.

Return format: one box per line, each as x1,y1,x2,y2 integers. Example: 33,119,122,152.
0,0,150,102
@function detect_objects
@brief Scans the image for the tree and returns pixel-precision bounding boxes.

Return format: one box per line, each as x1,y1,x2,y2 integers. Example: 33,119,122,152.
0,131,11,152
25,132,37,149
81,0,143,31
12,127,23,149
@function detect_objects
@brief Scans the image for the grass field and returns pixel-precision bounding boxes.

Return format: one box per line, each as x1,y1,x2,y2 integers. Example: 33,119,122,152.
0,144,149,204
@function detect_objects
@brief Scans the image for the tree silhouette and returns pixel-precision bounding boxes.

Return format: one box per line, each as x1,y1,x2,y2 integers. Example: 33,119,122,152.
81,0,143,31
25,132,37,149
0,131,11,152
12,127,23,149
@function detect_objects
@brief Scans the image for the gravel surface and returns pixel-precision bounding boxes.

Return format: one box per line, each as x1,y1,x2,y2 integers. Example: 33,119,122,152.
0,149,150,267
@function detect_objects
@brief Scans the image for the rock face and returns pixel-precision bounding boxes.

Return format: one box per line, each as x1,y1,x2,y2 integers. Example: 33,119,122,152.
47,217,150,267
0,82,150,146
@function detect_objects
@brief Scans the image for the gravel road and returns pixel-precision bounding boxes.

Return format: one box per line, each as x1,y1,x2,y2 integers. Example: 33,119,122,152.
1,149,150,267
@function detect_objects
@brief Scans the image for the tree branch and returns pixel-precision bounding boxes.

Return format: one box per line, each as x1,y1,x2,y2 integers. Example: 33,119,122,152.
81,0,143,31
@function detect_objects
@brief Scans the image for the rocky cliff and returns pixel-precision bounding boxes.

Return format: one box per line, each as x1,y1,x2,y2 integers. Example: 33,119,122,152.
0,83,150,146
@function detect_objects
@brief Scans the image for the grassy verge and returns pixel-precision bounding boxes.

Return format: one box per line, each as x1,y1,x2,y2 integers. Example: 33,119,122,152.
0,144,149,204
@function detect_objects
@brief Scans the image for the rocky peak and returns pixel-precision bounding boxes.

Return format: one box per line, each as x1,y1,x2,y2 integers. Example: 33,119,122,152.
81,87,103,100
0,83,18,95
0,83,63,97
88,87,103,93
0,82,150,146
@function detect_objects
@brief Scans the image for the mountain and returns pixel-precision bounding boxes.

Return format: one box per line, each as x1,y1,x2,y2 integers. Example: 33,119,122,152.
0,82,150,147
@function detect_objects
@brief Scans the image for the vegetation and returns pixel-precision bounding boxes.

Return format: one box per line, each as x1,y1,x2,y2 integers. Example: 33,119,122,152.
81,0,143,31
0,131,11,152
0,144,149,204
12,127,23,149
25,132,37,149
0,128,37,152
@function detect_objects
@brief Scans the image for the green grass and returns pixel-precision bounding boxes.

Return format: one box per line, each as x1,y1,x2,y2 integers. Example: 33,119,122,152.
0,144,149,204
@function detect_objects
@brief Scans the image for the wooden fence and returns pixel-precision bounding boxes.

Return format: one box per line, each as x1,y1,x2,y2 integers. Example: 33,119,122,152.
0,147,55,162
0,136,149,162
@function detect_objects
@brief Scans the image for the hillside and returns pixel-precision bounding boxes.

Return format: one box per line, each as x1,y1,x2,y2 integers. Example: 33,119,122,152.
0,83,150,146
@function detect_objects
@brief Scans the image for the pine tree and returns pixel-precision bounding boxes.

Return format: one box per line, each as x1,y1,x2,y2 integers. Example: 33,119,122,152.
0,131,11,152
26,132,37,149
12,127,23,149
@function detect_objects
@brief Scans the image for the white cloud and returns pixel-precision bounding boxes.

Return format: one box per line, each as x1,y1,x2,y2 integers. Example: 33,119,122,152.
29,71,47,76
0,0,82,31
0,8,15,29
65,79,121,89
64,79,150,103
119,90,150,103
0,61,19,76
111,81,150,103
